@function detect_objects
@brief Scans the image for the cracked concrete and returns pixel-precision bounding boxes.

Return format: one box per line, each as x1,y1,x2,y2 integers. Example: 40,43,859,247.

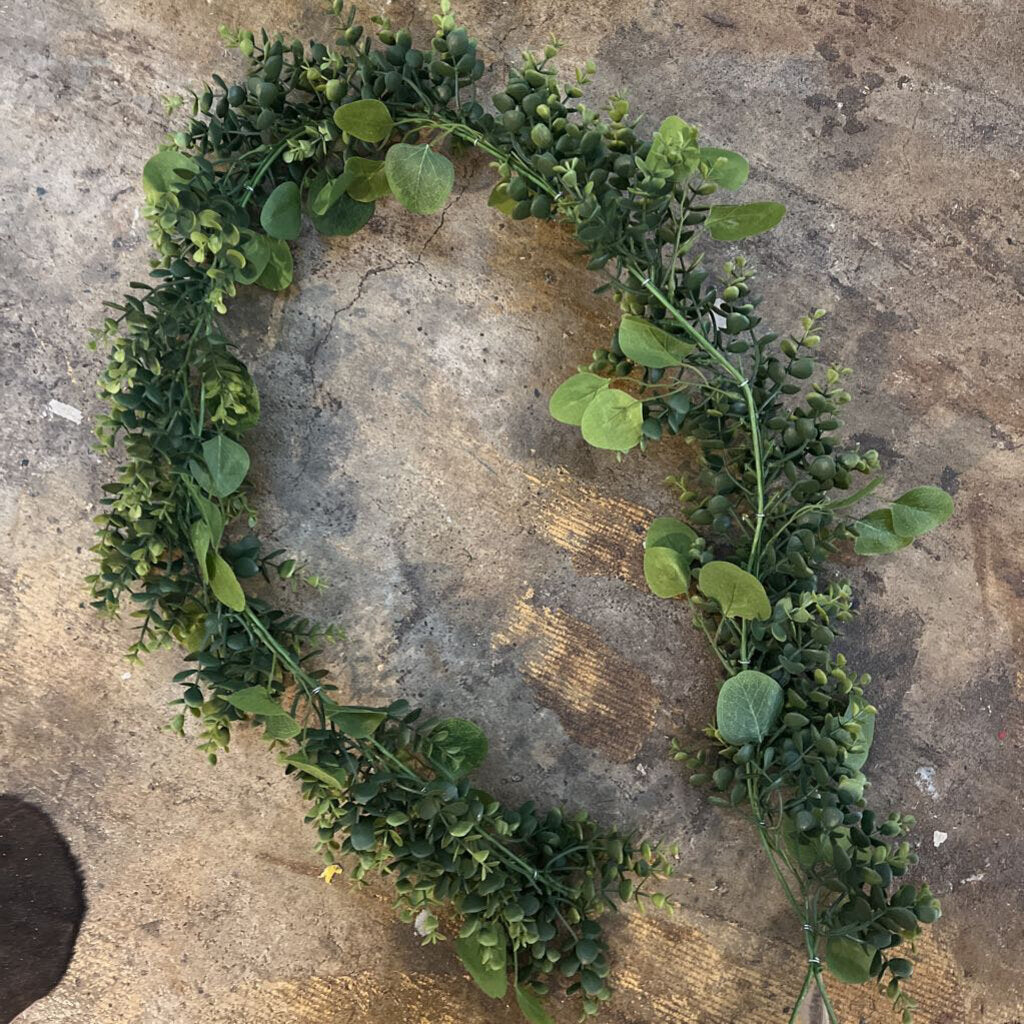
2,1,1023,1022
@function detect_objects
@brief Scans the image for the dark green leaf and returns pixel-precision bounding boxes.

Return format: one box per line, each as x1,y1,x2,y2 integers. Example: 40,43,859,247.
842,702,876,772
705,202,786,241
431,718,489,777
579,388,643,452
311,172,355,216
262,713,302,740
716,670,784,745
698,561,771,619
618,314,695,368
384,144,455,215
548,372,609,425
826,935,874,984
515,985,554,1024
328,705,387,739
333,99,394,143
349,821,377,851
455,930,508,999
200,434,250,498
260,181,302,240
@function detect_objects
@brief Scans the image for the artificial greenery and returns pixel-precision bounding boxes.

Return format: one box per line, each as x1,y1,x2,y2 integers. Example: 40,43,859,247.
89,3,952,1021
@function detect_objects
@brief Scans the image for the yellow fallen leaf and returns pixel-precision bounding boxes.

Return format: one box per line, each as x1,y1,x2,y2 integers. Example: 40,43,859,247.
319,863,342,884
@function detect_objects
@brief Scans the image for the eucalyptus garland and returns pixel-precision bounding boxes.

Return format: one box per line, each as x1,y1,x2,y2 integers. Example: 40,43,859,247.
89,3,954,1022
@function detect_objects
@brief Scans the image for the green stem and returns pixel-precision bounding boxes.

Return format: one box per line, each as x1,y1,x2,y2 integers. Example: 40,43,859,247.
787,965,814,1024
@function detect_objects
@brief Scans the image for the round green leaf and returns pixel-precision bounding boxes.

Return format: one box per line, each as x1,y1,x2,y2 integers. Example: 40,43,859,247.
644,546,691,598
200,434,250,497
333,98,394,143
645,516,698,551
515,985,555,1024
825,935,874,984
487,182,517,217
618,314,695,368
260,181,302,240
349,821,377,851
384,143,455,216
310,172,354,216
698,561,771,620
852,508,912,556
549,372,609,425
842,702,876,772
345,157,391,202
579,388,643,452
208,552,246,611
716,670,784,745
235,231,272,285
142,150,197,201
456,930,508,999
890,485,953,539
699,147,749,190
705,202,786,241
256,238,293,291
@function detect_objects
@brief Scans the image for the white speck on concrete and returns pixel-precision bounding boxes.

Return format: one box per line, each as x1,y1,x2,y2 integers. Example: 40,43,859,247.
636,762,648,776
914,765,939,799
47,399,83,424
933,830,948,848
961,872,985,884
122,671,132,680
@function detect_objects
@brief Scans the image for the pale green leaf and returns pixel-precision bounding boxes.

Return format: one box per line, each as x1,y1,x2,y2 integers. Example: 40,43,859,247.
345,157,391,202
852,509,912,556
208,553,246,611
142,150,198,201
263,713,302,740
327,705,387,739
890,485,953,539
190,520,211,581
579,388,643,452
487,182,517,216
644,546,692,598
618,314,695,368
548,372,609,425
281,754,345,790
455,930,507,999
699,147,749,190
235,231,271,286
333,99,394,143
224,686,286,716
200,434,250,498
826,935,874,984
256,238,293,291
430,718,488,777
842,702,876,772
384,143,455,216
716,670,784,745
706,202,786,241
698,561,771,620
515,985,555,1024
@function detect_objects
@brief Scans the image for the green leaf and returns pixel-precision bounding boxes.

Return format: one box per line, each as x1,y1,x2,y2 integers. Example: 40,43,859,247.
345,157,391,202
852,509,912,556
235,231,272,285
311,172,354,216
310,192,374,236
328,705,387,739
890,485,953,539
548,372,609,425
280,754,345,790
260,181,302,240
699,147,749,190
384,143,455,216
455,930,508,999
208,553,246,611
579,388,643,452
487,182,517,216
200,434,250,498
333,98,394,143
842,702,876,772
256,238,293,291
645,115,700,181
190,520,211,580
431,718,489,777
224,686,285,717
262,713,302,740
194,494,223,547
515,985,555,1024
824,474,883,511
698,561,771,620
643,517,698,599
349,821,377,851
716,670,784,745
705,202,786,241
618,314,695,368
142,150,197,201
826,935,874,984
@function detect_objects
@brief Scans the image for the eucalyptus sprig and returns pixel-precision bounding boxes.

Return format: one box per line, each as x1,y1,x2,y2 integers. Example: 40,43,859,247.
90,2,950,1021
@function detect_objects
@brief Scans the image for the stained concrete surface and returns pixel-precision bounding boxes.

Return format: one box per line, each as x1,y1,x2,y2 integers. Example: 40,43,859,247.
1,0,1023,1021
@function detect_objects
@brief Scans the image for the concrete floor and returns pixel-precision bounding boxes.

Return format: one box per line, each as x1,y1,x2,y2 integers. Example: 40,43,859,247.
2,0,1023,1021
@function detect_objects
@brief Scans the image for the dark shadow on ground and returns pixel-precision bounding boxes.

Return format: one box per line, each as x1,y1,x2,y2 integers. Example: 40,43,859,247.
0,795,86,1023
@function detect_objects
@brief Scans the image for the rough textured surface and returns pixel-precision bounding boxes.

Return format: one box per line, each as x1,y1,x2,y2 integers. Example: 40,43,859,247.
2,0,1023,1021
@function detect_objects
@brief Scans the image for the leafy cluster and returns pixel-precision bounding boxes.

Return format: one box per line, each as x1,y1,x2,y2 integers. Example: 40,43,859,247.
89,3,953,1022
